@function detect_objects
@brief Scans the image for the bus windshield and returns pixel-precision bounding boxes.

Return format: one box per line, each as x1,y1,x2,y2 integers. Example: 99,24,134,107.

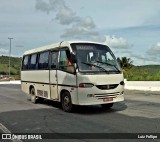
71,43,121,73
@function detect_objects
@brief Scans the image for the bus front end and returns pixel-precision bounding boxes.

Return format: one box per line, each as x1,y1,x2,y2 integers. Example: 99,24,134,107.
77,73,124,106
71,42,124,106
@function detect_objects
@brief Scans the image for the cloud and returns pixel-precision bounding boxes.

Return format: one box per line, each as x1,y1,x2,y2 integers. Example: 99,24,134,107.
0,42,9,55
0,48,8,54
61,16,98,38
145,42,160,63
104,35,131,49
35,0,65,14
35,0,102,41
0,43,8,47
16,44,24,48
147,42,160,55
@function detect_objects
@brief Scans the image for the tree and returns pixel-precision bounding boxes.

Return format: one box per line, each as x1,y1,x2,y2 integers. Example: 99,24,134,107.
117,57,133,79
117,57,133,70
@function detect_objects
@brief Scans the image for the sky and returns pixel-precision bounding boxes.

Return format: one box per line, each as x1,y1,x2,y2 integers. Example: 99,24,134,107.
0,0,160,65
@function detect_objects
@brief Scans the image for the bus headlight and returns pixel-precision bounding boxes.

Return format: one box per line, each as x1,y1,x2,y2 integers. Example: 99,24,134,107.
79,83,94,88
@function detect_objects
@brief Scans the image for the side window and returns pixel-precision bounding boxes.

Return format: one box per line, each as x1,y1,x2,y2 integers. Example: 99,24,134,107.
22,55,29,70
38,51,49,69
59,50,68,70
59,49,74,73
30,54,38,69
51,51,58,69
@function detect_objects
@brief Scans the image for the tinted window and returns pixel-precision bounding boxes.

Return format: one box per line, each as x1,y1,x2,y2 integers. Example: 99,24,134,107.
22,55,29,70
38,51,49,69
59,50,68,71
30,54,38,69
59,49,74,73
51,51,58,69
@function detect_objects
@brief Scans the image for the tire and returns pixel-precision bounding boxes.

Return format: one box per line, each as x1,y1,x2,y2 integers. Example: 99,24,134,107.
38,97,44,103
30,87,37,104
61,91,73,112
101,103,114,108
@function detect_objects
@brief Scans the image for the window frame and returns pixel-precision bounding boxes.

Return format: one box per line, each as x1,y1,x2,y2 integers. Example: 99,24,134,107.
50,50,58,70
29,53,38,70
22,55,29,70
38,51,49,70
58,47,74,74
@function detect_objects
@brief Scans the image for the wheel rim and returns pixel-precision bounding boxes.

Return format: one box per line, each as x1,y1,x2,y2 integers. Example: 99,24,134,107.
31,89,36,103
62,92,72,112
63,96,70,108
31,94,35,101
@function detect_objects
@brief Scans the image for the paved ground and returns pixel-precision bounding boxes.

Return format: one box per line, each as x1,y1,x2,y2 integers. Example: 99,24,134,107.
0,84,160,142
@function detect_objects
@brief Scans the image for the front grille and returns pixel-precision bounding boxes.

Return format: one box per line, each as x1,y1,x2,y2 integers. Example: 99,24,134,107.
94,92,120,99
96,84,119,90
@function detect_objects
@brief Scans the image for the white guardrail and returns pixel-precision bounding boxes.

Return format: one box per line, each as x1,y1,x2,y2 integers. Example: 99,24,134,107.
0,80,160,91
124,80,160,91
0,80,21,84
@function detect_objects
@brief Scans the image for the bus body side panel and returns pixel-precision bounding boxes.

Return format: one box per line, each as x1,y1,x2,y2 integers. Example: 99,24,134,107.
77,73,124,105
21,80,30,94
50,70,58,100
57,70,78,104
21,70,51,99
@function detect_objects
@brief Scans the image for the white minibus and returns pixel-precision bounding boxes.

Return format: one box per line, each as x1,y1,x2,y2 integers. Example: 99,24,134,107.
21,41,124,112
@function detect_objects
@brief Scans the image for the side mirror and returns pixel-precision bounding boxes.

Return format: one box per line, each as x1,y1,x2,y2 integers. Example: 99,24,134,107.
70,52,77,63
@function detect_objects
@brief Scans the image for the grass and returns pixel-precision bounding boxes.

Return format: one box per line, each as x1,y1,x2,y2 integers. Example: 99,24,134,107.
124,65,160,81
0,56,21,80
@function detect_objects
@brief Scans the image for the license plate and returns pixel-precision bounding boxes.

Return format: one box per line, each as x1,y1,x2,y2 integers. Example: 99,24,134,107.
103,97,113,102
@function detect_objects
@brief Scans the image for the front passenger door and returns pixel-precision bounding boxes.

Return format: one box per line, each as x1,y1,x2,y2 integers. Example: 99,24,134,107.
50,51,58,100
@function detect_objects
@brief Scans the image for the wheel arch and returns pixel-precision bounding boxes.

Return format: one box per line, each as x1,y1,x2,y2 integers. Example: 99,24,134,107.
29,85,35,94
60,89,71,102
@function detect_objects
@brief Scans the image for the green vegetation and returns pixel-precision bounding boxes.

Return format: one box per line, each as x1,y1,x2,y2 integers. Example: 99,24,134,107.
0,56,22,79
126,65,160,81
0,56,160,81
117,57,160,81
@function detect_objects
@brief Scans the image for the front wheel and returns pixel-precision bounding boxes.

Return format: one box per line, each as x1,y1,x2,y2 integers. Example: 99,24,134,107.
61,91,73,112
30,87,37,104
101,103,114,108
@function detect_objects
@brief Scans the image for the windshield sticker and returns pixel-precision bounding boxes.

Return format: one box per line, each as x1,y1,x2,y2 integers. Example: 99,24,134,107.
76,45,94,50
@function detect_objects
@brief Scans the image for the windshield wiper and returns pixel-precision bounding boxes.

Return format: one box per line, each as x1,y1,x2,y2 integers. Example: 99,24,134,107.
96,61,121,73
81,62,109,74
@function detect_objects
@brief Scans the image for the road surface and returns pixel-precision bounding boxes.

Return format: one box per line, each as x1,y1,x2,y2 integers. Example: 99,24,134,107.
0,84,160,142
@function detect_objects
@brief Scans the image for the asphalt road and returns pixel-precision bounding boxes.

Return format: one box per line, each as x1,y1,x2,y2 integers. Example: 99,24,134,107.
0,84,160,142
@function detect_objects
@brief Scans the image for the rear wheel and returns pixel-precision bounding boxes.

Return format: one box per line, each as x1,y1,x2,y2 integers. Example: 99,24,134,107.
61,91,73,112
101,103,114,108
30,87,37,104
38,97,44,103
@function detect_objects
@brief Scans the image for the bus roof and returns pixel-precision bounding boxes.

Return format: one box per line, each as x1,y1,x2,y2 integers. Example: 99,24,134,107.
23,40,106,55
